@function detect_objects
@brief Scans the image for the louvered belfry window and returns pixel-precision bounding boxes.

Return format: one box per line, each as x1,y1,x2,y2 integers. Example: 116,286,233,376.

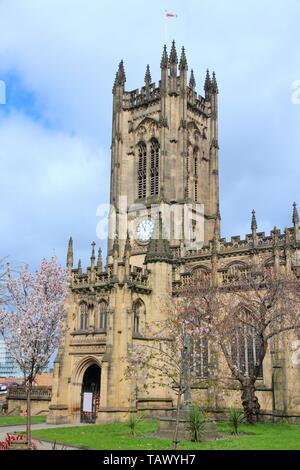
194,157,198,202
185,151,190,199
138,142,147,198
150,139,159,196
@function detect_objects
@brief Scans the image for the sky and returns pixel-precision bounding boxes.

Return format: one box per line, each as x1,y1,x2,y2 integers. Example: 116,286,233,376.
0,0,300,271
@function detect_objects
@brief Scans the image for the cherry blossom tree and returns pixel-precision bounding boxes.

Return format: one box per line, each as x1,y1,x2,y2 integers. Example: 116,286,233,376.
0,258,70,446
126,303,205,450
181,265,300,424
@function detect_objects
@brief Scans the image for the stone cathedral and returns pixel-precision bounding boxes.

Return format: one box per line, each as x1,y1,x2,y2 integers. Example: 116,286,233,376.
48,43,300,424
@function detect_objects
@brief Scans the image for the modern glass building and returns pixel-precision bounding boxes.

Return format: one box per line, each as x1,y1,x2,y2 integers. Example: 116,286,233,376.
0,339,22,378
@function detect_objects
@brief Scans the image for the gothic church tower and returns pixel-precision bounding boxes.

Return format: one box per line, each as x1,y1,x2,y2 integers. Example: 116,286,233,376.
47,43,300,426
109,42,220,265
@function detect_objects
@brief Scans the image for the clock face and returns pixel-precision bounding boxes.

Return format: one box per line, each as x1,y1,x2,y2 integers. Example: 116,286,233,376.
136,219,154,243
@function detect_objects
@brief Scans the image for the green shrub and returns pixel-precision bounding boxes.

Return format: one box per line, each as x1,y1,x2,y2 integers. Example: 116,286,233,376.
227,408,244,435
127,412,145,436
186,405,206,442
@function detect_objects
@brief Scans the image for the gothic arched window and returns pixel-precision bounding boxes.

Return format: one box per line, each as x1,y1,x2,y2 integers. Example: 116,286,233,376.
191,338,209,378
99,300,108,331
133,310,140,334
138,142,147,199
133,300,145,335
79,302,88,330
150,139,159,196
185,147,191,198
194,148,199,202
222,263,249,284
231,312,263,379
192,267,211,280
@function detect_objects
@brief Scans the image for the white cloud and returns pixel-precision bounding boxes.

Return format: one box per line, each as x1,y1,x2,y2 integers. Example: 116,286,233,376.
0,112,109,268
0,0,299,268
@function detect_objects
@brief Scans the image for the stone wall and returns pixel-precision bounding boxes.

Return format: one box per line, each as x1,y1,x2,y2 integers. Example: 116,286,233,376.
7,386,52,416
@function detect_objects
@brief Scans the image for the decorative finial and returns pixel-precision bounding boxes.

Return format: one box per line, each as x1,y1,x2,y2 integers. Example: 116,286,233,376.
77,259,82,275
169,40,178,65
90,241,96,269
272,226,279,239
161,45,168,69
211,71,219,94
293,202,299,227
204,69,211,93
145,64,152,85
67,237,73,269
113,233,119,255
251,210,257,233
179,46,188,71
124,232,131,255
119,60,126,84
97,247,102,272
114,60,126,88
189,69,196,89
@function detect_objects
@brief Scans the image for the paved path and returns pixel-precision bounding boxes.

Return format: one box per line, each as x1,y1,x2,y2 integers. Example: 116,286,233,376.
0,422,87,450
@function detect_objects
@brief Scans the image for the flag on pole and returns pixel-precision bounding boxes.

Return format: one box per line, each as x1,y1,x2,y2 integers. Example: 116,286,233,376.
165,11,178,18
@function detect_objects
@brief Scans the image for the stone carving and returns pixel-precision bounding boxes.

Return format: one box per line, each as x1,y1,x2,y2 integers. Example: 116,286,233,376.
135,118,159,140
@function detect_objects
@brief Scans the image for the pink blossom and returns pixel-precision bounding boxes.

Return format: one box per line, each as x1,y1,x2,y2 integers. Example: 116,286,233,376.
0,257,70,383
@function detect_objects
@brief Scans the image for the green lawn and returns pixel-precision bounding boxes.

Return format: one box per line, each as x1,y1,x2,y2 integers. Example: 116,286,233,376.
31,421,300,450
0,415,47,427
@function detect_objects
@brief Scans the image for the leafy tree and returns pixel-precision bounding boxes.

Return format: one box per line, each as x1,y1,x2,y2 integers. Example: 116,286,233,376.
126,304,204,450
0,258,70,446
181,264,300,424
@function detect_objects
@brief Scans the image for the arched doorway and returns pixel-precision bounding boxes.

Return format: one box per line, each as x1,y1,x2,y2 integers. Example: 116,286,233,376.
80,363,101,423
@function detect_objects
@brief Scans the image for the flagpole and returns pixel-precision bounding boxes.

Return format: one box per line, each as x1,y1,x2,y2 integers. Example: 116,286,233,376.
164,10,167,45
164,10,178,45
